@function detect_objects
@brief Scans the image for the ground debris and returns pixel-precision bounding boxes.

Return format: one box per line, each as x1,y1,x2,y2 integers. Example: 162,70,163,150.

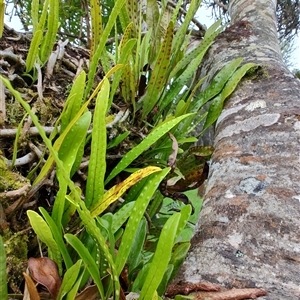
166,282,221,297
166,282,267,299
192,288,267,300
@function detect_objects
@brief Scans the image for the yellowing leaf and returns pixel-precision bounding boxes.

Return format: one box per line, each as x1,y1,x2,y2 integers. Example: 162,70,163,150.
0,2,4,38
33,65,122,186
91,166,161,217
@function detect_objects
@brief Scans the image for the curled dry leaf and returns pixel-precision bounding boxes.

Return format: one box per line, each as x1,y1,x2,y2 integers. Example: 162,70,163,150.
28,257,62,299
167,132,178,169
75,285,99,300
23,272,41,300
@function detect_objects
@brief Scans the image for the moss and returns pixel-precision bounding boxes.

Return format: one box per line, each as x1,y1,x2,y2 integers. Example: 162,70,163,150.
244,65,269,81
3,228,29,293
35,96,61,125
5,96,27,126
0,152,30,197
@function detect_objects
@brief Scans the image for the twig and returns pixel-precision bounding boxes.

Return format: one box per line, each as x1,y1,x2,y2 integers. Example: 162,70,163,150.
0,126,57,137
107,109,130,128
34,62,44,100
0,113,131,138
0,184,31,200
0,80,5,125
214,0,228,10
7,151,36,167
46,40,69,79
28,142,44,159
45,47,59,79
0,50,26,67
75,58,85,77
167,0,207,34
6,172,54,218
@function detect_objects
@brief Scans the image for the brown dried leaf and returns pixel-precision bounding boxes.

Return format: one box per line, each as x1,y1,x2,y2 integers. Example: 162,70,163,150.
75,285,99,300
193,288,268,300
166,281,221,297
28,257,62,299
23,272,41,300
167,132,178,169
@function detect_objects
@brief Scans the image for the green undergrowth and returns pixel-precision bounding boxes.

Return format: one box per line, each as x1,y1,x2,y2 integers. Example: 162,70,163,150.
0,0,257,299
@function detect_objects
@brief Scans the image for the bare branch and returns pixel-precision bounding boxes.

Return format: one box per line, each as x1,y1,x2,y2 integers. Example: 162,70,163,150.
214,0,228,10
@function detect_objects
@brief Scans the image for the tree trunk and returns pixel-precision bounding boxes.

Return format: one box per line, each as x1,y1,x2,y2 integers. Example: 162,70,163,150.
173,0,300,298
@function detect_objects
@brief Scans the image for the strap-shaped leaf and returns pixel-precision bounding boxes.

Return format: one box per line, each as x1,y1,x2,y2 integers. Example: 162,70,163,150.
157,47,210,115
105,113,194,184
115,168,171,274
27,211,62,274
157,20,222,117
146,0,160,58
120,63,136,106
85,78,109,208
64,235,105,299
171,0,184,24
60,71,86,133
221,62,257,99
25,30,43,72
0,74,120,298
119,22,133,54
56,259,82,300
31,65,121,185
169,242,190,282
138,29,151,72
59,112,91,172
39,207,73,269
139,212,181,299
157,265,174,296
142,21,174,117
110,39,136,107
0,236,7,299
53,112,91,225
86,0,126,97
127,218,147,273
90,0,102,58
31,0,39,32
194,57,244,111
0,1,5,38
171,0,200,58
26,0,49,72
74,199,120,298
169,19,222,80
118,3,130,32
202,62,257,132
146,0,159,32
175,205,192,241
91,166,161,217
40,0,59,64
126,0,139,34
111,202,135,233
107,131,130,149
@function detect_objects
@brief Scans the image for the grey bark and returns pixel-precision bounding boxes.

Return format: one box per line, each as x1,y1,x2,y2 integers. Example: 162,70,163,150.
174,0,300,299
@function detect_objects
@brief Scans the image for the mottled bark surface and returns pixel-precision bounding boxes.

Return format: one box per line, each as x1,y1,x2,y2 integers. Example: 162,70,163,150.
174,0,300,299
